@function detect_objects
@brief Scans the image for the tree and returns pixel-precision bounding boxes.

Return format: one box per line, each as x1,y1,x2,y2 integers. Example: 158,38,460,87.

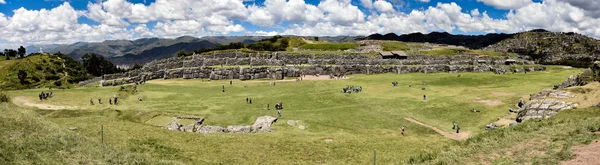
314,37,319,41
176,50,187,57
17,46,26,58
18,70,27,84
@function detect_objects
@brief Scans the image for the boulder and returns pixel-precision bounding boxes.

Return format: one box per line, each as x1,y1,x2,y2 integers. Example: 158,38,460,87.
182,124,196,132
298,125,307,130
251,116,278,133
287,120,299,126
227,125,252,133
198,125,226,134
166,121,181,131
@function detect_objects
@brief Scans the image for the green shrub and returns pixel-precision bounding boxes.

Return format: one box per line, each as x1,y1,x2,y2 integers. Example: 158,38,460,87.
31,76,40,82
0,92,8,103
35,65,43,70
44,75,60,80
53,81,62,86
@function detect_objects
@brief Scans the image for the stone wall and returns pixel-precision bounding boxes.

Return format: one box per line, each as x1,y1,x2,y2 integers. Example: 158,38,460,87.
79,52,541,86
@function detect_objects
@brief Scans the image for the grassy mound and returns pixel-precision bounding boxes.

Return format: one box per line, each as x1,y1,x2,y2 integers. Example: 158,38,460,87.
0,103,164,164
408,107,600,164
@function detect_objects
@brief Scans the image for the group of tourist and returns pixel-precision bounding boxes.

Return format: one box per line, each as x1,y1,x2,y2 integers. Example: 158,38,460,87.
391,81,399,87
342,85,362,94
38,90,52,100
90,95,118,105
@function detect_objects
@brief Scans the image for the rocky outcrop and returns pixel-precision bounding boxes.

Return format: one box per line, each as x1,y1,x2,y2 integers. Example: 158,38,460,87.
554,75,587,90
165,116,279,134
517,90,577,122
251,116,278,133
197,125,227,134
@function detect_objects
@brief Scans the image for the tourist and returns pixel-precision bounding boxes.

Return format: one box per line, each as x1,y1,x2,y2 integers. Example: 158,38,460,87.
452,121,456,130
138,97,142,101
249,98,252,104
230,80,232,85
98,98,102,104
267,104,270,110
423,94,426,100
456,125,460,133
277,109,281,118
114,97,118,105
90,98,94,105
109,98,112,105
246,97,249,104
401,125,405,135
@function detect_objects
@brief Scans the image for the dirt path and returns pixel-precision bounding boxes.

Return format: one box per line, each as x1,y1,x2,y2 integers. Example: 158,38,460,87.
12,96,78,110
404,117,470,140
561,137,600,165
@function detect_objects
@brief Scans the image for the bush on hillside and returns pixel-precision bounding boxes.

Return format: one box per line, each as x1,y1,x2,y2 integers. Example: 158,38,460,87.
35,65,43,70
53,81,62,87
31,76,40,82
0,92,8,103
44,75,60,80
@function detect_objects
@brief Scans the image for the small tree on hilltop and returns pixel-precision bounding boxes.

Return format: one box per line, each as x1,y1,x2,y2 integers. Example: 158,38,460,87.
17,46,26,58
176,50,187,57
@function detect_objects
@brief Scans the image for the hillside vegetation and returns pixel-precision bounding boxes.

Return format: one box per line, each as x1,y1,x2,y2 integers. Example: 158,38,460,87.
0,54,88,90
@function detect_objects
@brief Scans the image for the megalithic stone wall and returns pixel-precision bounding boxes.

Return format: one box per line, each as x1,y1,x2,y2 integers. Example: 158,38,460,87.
78,52,542,86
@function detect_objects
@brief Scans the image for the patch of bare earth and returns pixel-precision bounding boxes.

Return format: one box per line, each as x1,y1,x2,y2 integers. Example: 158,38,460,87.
404,117,470,141
561,139,600,165
475,100,505,107
13,96,78,110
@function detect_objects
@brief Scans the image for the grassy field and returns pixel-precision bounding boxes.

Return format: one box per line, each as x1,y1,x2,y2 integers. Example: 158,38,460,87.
299,42,359,51
382,41,410,51
5,66,594,164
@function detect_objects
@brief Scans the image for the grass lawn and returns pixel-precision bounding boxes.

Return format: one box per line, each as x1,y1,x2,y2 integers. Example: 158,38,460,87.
299,42,359,51
382,41,410,51
5,66,589,164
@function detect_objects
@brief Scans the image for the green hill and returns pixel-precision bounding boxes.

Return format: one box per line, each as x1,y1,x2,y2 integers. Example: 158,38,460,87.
0,54,89,90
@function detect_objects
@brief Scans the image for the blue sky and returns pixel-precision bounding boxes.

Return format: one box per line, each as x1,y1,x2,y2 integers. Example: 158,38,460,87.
0,0,598,49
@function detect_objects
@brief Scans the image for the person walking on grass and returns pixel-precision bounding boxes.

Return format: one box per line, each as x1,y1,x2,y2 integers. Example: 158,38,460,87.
277,109,281,118
452,121,457,130
456,125,460,133
90,98,94,105
401,125,405,135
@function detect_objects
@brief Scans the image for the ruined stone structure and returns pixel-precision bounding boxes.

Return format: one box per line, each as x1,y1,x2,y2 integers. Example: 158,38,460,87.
79,52,543,86
166,116,278,134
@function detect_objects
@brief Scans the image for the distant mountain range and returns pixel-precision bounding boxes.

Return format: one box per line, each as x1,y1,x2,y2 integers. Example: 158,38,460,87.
29,35,358,65
28,30,600,66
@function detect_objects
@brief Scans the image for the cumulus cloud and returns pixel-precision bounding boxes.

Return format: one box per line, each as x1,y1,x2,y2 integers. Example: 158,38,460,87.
3,0,600,49
476,0,533,10
0,0,5,4
374,0,395,13
416,0,430,2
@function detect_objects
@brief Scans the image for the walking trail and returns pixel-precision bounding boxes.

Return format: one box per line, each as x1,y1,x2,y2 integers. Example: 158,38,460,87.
404,117,470,140
13,96,78,110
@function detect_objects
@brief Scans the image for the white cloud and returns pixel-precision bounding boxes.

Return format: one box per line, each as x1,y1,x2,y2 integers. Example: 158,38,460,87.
360,0,373,9
249,30,279,36
0,0,6,4
318,0,365,26
476,0,533,10
3,0,600,49
374,0,394,13
416,0,430,2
